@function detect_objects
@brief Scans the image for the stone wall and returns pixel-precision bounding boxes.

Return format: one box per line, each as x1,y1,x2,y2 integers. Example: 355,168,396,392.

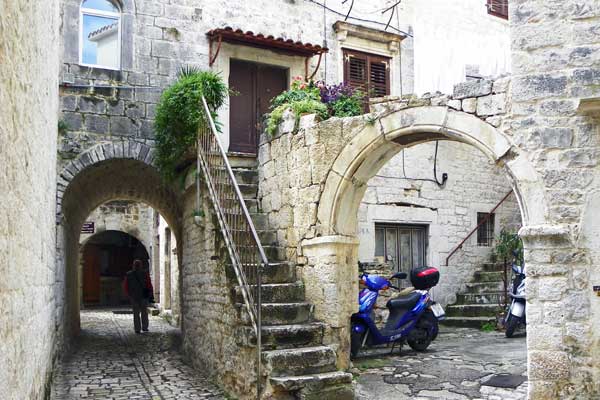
510,1,600,397
357,140,521,306
80,201,154,252
0,1,60,399
180,178,257,398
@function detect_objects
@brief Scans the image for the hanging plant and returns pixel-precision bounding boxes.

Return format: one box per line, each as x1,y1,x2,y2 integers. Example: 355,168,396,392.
154,69,230,182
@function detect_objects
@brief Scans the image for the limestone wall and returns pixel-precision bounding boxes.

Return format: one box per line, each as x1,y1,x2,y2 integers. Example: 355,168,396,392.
0,1,60,399
510,1,600,397
357,140,521,306
156,214,181,324
80,201,154,252
180,181,257,398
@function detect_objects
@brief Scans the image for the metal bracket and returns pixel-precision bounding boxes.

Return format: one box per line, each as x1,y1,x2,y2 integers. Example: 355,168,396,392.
208,34,223,67
304,52,324,81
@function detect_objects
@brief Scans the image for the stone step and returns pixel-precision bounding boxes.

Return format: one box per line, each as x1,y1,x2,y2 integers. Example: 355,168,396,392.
441,316,496,329
465,281,505,293
231,168,259,185
270,371,353,394
473,271,505,282
214,181,257,197
481,262,508,272
220,197,258,213
234,282,305,303
228,155,258,168
446,303,501,317
237,323,325,350
239,303,313,325
262,262,296,284
263,346,337,377
456,291,507,305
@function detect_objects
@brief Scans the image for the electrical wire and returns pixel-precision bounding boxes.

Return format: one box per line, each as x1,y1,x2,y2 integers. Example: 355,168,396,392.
302,0,413,37
376,141,447,187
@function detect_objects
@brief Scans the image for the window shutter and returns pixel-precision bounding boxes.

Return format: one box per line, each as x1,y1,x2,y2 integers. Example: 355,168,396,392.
345,51,368,93
487,0,508,19
343,49,391,98
370,58,390,98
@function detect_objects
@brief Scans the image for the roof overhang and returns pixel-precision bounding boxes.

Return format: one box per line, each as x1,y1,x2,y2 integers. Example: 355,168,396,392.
206,27,328,58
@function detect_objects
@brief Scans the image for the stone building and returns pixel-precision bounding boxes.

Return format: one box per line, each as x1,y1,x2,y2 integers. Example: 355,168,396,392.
2,0,600,399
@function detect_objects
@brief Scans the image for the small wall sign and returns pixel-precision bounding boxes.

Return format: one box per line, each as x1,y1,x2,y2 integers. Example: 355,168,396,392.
593,286,600,297
81,222,95,234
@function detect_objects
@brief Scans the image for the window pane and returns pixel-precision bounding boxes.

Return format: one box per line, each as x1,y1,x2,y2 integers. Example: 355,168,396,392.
82,13,119,68
82,0,119,13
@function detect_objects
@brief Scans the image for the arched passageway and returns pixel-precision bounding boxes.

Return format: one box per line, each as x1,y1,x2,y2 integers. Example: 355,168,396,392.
262,106,551,374
56,141,183,338
81,230,149,307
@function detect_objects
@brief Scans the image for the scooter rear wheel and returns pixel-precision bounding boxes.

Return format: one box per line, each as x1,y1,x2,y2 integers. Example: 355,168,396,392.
505,314,518,338
407,311,437,351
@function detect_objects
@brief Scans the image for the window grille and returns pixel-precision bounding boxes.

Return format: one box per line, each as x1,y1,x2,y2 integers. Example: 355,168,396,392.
477,212,495,246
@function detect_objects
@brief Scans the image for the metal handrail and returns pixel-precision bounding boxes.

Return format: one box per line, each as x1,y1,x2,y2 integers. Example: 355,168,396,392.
197,96,267,398
445,190,514,266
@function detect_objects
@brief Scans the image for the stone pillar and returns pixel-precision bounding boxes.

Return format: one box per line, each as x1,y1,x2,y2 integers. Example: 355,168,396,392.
519,225,596,399
300,235,359,370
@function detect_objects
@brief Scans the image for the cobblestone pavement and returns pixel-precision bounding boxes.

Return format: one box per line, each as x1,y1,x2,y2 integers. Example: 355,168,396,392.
353,326,527,400
51,309,225,400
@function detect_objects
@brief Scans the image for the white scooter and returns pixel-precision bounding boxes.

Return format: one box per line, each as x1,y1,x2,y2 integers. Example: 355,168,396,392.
505,253,525,338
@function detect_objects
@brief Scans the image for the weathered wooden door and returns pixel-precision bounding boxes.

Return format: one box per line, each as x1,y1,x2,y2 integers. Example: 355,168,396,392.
229,60,287,154
375,224,427,274
82,244,101,304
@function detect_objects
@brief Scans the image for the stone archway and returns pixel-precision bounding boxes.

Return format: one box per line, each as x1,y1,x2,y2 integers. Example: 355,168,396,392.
56,141,183,340
316,106,548,237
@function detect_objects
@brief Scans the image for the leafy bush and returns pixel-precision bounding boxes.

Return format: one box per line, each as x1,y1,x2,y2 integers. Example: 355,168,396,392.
265,78,365,136
493,229,523,264
319,82,365,118
154,69,229,181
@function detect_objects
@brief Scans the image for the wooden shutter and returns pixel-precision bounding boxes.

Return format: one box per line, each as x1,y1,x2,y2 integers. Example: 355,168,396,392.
343,49,390,98
370,57,390,98
487,0,508,19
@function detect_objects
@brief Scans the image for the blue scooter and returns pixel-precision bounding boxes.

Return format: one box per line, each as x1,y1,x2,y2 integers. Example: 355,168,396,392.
350,268,445,358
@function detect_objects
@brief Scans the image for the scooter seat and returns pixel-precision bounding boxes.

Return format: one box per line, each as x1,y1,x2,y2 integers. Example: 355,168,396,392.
386,291,421,310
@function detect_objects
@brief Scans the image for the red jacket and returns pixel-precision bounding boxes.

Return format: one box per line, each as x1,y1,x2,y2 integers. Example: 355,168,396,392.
123,270,153,298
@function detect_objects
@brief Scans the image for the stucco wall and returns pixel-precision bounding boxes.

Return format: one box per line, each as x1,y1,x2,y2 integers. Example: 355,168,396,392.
156,214,180,324
0,1,60,399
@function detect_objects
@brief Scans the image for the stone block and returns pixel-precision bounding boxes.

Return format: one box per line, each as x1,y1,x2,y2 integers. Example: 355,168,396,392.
152,40,177,58
62,112,83,131
476,93,507,116
512,74,568,101
60,95,77,112
452,80,492,99
84,115,109,133
528,351,570,381
78,96,106,114
461,98,476,113
110,116,138,136
492,77,510,93
447,99,461,111
125,102,145,119
106,100,124,116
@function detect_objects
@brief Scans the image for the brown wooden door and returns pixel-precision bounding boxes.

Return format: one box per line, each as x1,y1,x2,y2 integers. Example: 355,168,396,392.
83,244,101,304
229,60,287,154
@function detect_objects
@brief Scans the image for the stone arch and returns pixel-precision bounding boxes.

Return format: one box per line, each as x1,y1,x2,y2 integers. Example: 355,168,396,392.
56,140,182,337
317,106,548,237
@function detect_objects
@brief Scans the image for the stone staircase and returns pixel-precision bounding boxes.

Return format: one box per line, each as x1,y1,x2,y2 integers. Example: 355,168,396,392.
229,158,354,399
442,262,508,328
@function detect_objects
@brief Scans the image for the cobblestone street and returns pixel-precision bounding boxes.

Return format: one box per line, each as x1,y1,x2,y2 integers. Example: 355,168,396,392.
353,326,527,400
51,309,225,400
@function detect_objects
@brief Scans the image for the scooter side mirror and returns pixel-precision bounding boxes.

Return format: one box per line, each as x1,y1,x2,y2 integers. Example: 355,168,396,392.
391,272,407,280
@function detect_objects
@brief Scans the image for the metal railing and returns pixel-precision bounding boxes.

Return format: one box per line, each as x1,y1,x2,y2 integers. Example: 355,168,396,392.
197,96,267,398
445,190,514,266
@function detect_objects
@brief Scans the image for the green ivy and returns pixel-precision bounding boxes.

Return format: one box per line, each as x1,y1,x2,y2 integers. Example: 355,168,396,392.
493,229,523,264
266,99,328,136
154,69,229,182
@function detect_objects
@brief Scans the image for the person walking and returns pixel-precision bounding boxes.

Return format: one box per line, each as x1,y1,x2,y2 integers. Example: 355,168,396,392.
123,259,154,334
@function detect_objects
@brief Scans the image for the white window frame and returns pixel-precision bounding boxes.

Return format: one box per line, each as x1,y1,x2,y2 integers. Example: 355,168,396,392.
79,0,122,70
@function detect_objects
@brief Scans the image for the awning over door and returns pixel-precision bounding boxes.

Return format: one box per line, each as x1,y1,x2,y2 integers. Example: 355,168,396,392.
206,27,328,79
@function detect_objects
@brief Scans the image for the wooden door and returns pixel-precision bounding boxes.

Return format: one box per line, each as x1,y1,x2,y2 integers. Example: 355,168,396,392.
229,60,287,154
375,224,427,274
82,244,101,304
